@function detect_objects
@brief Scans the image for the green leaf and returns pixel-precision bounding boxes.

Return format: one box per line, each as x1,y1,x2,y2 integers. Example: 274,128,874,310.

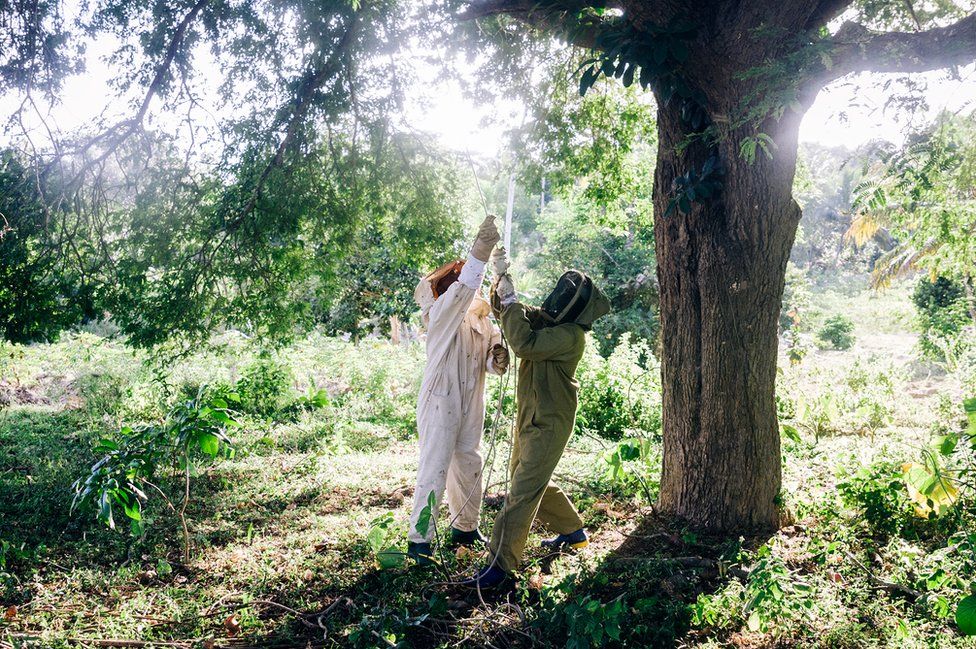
367,525,387,553
95,438,120,452
99,492,115,530
938,434,958,456
415,490,436,538
965,397,976,436
129,517,145,537
123,498,142,521
198,433,220,457
212,410,241,427
156,558,173,576
781,424,802,444
740,137,758,164
956,595,976,635
618,441,641,461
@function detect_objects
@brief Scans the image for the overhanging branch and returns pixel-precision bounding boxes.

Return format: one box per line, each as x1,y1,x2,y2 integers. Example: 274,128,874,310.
64,0,211,174
803,0,856,31
460,0,623,50
820,12,976,83
461,0,620,20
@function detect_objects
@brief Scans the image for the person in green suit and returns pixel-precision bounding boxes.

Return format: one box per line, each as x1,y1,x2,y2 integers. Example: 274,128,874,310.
462,247,611,589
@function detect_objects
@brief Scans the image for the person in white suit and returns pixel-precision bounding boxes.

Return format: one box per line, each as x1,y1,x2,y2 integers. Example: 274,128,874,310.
407,215,509,565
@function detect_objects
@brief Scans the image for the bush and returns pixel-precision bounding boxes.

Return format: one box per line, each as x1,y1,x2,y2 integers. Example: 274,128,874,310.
837,461,918,539
235,357,293,415
816,314,855,350
842,359,895,436
912,276,974,362
575,334,661,441
75,372,129,422
72,389,239,555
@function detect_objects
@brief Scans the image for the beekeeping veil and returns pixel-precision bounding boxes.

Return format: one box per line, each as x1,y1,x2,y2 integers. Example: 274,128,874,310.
540,270,610,330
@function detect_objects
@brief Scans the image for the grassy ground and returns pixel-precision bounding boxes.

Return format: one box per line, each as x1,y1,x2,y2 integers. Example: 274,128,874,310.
1,280,974,648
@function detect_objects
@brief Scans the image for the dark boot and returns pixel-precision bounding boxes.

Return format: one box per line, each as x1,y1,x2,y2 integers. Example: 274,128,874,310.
540,528,589,551
451,527,488,546
460,564,511,590
407,541,434,566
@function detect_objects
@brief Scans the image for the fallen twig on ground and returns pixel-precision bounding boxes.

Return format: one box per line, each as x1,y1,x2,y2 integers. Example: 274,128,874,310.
844,551,921,601
67,638,193,648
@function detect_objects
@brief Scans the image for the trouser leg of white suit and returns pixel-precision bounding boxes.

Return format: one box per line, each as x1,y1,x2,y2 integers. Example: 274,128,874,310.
445,410,484,533
408,402,460,543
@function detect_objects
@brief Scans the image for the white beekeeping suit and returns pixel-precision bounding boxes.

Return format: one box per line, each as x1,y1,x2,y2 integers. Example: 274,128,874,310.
408,218,506,545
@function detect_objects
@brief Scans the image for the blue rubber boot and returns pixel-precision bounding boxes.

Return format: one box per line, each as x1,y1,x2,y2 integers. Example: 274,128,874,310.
407,541,434,566
460,564,510,590
540,528,589,551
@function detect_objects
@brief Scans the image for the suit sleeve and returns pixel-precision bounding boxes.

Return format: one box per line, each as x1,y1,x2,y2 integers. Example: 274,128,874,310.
425,256,485,366
499,302,580,362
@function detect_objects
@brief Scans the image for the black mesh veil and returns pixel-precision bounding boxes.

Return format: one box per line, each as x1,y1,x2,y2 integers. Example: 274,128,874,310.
541,270,592,324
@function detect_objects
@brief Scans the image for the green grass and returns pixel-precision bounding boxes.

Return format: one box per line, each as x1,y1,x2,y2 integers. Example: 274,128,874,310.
0,286,974,648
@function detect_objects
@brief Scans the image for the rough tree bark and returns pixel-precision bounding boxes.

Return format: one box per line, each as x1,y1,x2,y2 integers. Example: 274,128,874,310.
464,0,976,533
653,100,804,530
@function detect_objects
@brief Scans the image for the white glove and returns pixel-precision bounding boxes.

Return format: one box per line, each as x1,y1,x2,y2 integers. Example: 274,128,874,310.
494,274,516,307
470,215,500,262
490,246,510,277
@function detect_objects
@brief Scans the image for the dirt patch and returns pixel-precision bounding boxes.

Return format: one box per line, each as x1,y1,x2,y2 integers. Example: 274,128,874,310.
0,379,51,407
316,484,414,514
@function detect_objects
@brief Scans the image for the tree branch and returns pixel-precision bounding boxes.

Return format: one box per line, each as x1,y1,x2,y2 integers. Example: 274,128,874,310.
63,0,210,174
821,12,976,83
460,0,622,50
461,0,619,20
803,0,856,31
234,14,361,226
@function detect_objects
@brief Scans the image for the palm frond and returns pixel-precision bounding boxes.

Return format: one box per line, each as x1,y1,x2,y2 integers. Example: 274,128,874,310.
869,237,941,289
844,213,882,246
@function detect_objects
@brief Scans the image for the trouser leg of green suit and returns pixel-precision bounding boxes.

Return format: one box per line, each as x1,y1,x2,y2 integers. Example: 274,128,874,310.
489,424,583,573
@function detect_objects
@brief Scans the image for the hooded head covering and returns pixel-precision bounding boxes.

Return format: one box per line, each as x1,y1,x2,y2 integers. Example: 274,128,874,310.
415,259,489,327
540,270,610,330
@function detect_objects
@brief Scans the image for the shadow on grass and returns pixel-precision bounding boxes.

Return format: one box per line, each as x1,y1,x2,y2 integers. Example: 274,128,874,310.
228,511,774,649
1,408,771,647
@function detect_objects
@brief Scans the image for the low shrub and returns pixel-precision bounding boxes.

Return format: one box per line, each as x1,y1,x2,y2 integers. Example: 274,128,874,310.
235,357,294,415
75,371,128,421
912,276,974,362
837,461,917,538
816,314,855,350
575,334,661,442
71,389,240,558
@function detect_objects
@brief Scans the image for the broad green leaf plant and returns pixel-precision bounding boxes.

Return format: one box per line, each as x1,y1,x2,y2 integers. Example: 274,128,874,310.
72,388,240,561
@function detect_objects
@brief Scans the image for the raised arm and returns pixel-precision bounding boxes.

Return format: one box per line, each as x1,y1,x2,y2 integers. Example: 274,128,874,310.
424,216,499,364
499,303,581,362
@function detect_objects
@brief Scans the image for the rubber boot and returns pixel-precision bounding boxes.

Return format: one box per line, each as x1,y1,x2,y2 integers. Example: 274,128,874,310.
540,528,589,551
407,541,434,566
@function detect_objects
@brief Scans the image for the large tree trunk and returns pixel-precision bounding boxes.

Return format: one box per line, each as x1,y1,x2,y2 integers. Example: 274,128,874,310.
653,99,802,532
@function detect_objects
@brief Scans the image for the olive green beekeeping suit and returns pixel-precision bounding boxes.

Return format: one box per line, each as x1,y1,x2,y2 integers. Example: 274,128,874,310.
488,274,610,573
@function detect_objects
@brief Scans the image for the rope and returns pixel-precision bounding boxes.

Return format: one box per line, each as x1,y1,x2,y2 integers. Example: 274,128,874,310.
426,323,517,591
